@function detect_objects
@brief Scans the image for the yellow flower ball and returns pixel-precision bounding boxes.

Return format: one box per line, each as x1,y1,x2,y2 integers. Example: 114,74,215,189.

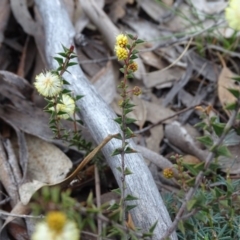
116,34,128,48
163,168,174,179
114,45,128,61
54,94,75,119
32,211,79,240
225,0,240,31
49,94,75,119
34,72,62,97
47,211,67,234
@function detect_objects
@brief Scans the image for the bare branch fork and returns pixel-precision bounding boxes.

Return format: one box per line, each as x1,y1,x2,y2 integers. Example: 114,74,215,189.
34,0,177,238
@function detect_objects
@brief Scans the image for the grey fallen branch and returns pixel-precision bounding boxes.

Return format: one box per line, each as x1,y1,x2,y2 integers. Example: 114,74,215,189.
33,0,177,239
165,121,208,162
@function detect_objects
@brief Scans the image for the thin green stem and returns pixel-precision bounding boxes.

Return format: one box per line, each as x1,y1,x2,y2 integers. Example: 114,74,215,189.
72,110,78,134
52,46,75,139
119,43,135,227
53,95,61,138
59,47,74,76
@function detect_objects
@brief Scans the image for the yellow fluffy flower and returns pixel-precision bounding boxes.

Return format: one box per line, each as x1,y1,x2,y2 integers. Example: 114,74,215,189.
225,0,240,31
32,211,79,240
163,168,174,179
54,94,75,119
114,45,128,61
34,72,62,97
116,34,128,48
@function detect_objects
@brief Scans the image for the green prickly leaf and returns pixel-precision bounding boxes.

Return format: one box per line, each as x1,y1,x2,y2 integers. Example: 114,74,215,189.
135,39,144,44
111,148,122,156
125,194,138,201
124,146,137,154
197,135,213,147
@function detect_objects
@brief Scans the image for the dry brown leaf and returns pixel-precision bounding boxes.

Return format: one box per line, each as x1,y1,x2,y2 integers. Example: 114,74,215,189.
25,134,72,183
182,155,201,165
76,48,103,78
162,0,173,6
75,0,104,33
108,0,127,23
131,95,147,129
137,0,166,22
0,70,33,99
31,54,46,107
218,67,240,116
19,134,116,205
0,137,19,207
140,51,165,70
126,213,136,231
216,130,240,174
17,37,29,77
10,0,39,36
91,61,118,104
146,125,164,153
144,67,184,89
218,145,240,174
19,134,73,205
143,100,175,124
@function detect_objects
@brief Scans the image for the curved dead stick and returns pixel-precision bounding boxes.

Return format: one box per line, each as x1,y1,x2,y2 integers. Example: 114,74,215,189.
52,134,118,188
33,0,177,238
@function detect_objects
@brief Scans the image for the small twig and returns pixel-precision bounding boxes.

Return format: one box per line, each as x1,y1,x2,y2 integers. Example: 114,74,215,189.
207,44,240,59
0,210,44,219
51,134,118,188
181,208,200,220
156,37,193,73
160,101,240,239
